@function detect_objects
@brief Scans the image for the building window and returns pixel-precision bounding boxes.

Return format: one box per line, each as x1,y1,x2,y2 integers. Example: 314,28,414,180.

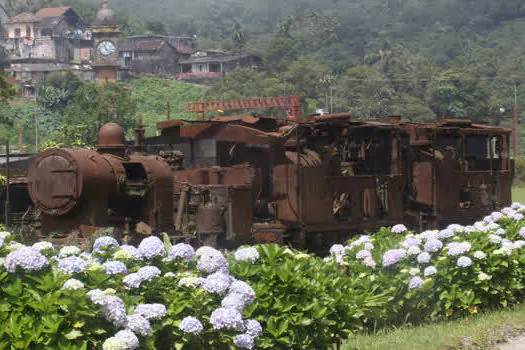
199,65,203,72
209,63,221,72
15,28,21,38
26,25,31,38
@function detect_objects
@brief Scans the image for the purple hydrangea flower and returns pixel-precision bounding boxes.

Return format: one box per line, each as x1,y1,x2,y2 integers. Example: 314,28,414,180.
424,266,437,276
489,234,502,244
114,330,139,350
179,316,204,334
202,271,231,294
510,213,524,221
100,295,128,328
234,247,259,263
446,242,471,257
126,314,151,336
5,246,49,273
363,242,374,251
137,266,161,281
93,236,119,254
197,249,228,274
329,244,346,257
123,273,142,289
495,228,506,236
221,293,245,312
245,319,263,338
424,239,443,253
363,257,376,268
417,252,431,264
234,334,255,349
133,303,166,320
402,237,422,248
457,256,472,268
229,280,256,305
57,256,88,274
210,307,244,330
137,236,166,259
166,243,195,262
520,227,525,238
391,224,408,233
103,261,128,275
491,211,504,222
356,250,372,260
409,276,423,289
382,249,406,267
437,229,454,240
483,215,493,224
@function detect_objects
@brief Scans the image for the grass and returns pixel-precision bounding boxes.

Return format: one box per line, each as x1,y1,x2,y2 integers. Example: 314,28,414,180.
343,303,525,350
512,186,525,204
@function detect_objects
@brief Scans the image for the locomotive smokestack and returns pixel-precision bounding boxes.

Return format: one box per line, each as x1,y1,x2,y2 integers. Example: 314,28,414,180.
97,122,126,157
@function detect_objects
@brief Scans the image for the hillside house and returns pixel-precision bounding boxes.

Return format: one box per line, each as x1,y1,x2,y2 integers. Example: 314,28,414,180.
118,35,196,76
177,50,260,81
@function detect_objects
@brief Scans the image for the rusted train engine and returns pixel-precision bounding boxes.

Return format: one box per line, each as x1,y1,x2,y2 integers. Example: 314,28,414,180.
25,114,514,250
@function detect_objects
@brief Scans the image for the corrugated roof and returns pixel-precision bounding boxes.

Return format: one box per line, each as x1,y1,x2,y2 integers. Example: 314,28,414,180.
119,39,165,52
35,7,71,17
179,53,254,64
36,16,61,29
8,12,40,24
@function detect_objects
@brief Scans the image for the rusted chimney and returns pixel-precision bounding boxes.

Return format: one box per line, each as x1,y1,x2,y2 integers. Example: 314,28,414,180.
97,122,126,157
133,114,146,153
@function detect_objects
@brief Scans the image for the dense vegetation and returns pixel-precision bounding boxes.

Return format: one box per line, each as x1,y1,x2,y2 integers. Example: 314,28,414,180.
3,0,525,150
2,205,525,348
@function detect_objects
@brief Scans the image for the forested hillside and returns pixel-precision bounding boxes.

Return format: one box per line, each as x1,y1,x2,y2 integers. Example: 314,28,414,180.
5,0,525,150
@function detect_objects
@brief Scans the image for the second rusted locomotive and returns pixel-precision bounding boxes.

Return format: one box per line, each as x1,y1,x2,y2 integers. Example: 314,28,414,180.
25,114,514,250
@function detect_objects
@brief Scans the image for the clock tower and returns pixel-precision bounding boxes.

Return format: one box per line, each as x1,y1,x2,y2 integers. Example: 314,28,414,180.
92,0,120,84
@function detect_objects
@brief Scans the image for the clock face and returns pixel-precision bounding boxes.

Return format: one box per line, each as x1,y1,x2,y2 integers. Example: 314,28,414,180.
97,40,116,57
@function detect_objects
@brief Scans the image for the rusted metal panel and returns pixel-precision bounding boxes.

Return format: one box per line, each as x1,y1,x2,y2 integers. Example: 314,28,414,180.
180,123,282,145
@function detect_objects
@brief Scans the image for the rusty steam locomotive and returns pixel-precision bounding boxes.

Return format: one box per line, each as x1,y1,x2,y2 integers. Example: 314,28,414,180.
24,113,513,250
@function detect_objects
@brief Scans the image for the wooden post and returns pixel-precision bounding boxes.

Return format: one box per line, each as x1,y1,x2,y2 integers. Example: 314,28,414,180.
5,138,9,228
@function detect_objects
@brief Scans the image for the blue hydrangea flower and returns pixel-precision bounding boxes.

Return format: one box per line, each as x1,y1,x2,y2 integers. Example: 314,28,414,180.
437,229,454,240
510,213,524,221
166,243,195,262
221,293,245,312
100,295,128,328
363,242,374,251
409,276,423,289
495,228,506,236
209,307,244,330
234,247,259,263
202,271,231,294
133,303,167,320
93,236,120,254
457,256,472,268
329,244,345,256
5,246,49,273
520,227,525,238
416,252,431,264
446,242,471,256
401,236,422,248
87,289,107,305
391,224,407,233
363,257,376,268
229,280,256,305
491,211,504,221
179,316,204,334
114,330,139,350
234,334,254,349
197,249,228,274
137,266,161,282
137,236,166,260
103,261,128,275
424,266,437,276
382,249,407,267
424,239,443,253
57,256,88,274
356,249,372,260
244,319,263,338
62,278,84,291
125,314,151,336
123,273,142,289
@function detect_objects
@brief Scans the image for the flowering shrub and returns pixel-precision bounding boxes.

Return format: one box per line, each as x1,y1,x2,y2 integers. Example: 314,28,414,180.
3,203,525,349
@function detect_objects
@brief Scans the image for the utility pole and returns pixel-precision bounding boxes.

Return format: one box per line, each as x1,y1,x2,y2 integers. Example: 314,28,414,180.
35,112,39,152
513,77,519,158
18,120,23,153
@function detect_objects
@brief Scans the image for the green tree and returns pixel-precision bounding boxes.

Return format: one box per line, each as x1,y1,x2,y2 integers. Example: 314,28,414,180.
425,68,491,120
58,82,137,147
